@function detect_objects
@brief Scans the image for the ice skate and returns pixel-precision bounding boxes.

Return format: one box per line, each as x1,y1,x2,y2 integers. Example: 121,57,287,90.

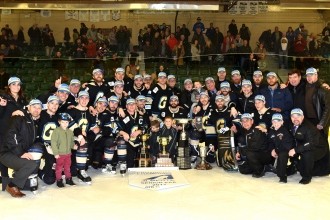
119,163,127,177
102,164,117,175
77,170,92,184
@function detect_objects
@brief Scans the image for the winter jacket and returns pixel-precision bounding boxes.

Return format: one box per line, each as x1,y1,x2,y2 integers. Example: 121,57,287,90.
51,127,74,156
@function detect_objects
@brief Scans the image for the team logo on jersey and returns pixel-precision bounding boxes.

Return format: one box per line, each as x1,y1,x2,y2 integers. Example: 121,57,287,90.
78,118,88,133
42,122,57,141
158,96,167,109
216,118,226,133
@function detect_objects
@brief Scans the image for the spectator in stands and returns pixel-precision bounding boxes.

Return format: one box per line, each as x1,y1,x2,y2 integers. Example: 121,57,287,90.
294,33,307,69
294,23,307,40
258,29,272,51
72,28,79,43
44,30,56,57
322,22,330,36
193,17,205,34
271,26,283,55
321,30,330,58
206,22,216,44
286,26,295,56
214,27,224,54
0,44,8,56
167,33,178,51
52,51,65,74
191,26,206,55
155,38,171,64
222,31,234,53
80,23,88,36
191,39,201,67
87,24,97,42
226,42,239,66
7,42,21,66
16,26,25,49
238,39,252,69
239,24,251,44
1,24,13,40
276,33,288,69
228,19,238,38
28,23,41,50
234,34,243,48
64,27,71,48
254,42,267,61
108,27,117,52
179,24,190,40
174,40,185,67
243,53,258,79
0,66,9,92
86,38,97,58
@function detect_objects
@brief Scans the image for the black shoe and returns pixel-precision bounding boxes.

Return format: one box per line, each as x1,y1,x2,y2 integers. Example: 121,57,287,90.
56,180,65,188
252,172,265,178
279,177,287,183
299,178,311,185
0,176,2,184
66,178,76,186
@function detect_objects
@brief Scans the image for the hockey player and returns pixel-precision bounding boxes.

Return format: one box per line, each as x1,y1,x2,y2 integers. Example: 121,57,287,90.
253,95,276,130
106,81,128,108
209,95,236,170
235,113,272,178
37,95,60,185
107,67,133,94
237,79,256,114
117,98,149,171
67,91,93,184
268,113,294,183
88,97,118,170
128,74,149,99
147,72,172,120
160,95,189,121
192,92,217,163
85,68,110,111
167,75,182,98
102,96,120,174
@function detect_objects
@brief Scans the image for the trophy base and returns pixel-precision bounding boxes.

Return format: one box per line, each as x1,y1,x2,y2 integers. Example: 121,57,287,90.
155,154,174,167
195,162,212,170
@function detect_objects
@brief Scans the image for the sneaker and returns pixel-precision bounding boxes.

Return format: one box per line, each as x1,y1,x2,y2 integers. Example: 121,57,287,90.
57,180,65,188
66,178,76,186
77,170,92,182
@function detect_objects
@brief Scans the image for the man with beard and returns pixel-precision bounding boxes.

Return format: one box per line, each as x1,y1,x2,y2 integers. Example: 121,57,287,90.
85,68,110,112
161,95,189,121
260,72,293,126
253,95,275,130
117,99,148,170
289,108,329,184
252,70,267,94
128,74,148,99
147,72,172,120
101,96,120,174
208,95,236,170
37,95,60,185
230,70,243,95
67,91,92,184
88,97,118,170
135,95,151,125
235,113,272,178
192,92,217,163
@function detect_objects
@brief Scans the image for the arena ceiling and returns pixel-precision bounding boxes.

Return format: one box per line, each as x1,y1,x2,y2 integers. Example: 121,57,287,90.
0,0,329,10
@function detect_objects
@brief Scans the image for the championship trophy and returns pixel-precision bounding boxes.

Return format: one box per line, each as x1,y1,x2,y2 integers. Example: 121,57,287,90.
138,133,151,167
176,118,192,169
196,142,212,170
155,136,174,167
